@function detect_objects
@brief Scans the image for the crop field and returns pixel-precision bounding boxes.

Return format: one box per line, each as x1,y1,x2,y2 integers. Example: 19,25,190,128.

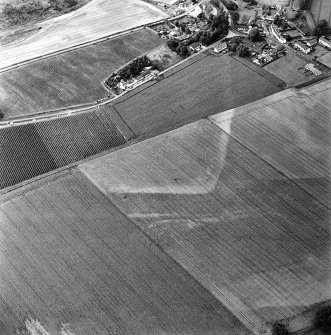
0,0,167,70
264,53,309,87
0,108,126,189
113,54,283,138
310,0,331,26
80,82,331,334
0,169,250,335
211,79,331,208
0,29,163,119
318,51,331,68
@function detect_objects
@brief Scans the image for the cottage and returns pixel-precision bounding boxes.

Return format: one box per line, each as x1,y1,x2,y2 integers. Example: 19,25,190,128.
188,42,202,53
294,41,311,54
214,42,227,53
319,36,331,49
306,39,318,47
304,63,322,76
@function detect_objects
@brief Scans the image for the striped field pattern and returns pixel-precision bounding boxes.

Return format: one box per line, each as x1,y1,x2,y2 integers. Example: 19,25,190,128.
0,170,249,335
211,79,331,208
0,109,126,189
0,29,163,119
80,81,331,334
114,54,283,138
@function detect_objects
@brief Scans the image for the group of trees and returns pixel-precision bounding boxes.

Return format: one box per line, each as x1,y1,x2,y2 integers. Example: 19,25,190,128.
248,26,262,42
167,9,229,56
210,0,221,8
2,0,78,24
106,55,152,89
230,10,239,23
220,0,238,11
227,36,249,56
314,19,329,36
243,0,257,4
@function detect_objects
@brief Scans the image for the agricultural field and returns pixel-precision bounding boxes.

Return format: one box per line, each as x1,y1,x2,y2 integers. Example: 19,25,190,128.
80,85,331,334
0,29,163,119
318,51,331,68
146,43,182,70
0,170,250,334
0,0,168,69
211,78,331,208
310,0,331,26
0,108,126,189
113,54,283,138
264,52,311,86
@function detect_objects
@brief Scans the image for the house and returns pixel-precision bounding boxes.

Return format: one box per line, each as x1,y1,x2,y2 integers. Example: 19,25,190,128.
294,41,311,54
188,42,202,53
304,63,322,76
306,39,318,47
214,42,227,53
319,36,331,49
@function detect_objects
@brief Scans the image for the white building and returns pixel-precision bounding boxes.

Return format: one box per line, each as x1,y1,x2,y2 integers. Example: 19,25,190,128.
319,36,331,49
304,63,322,76
294,41,311,54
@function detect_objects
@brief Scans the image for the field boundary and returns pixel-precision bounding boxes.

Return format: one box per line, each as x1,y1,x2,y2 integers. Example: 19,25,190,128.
0,136,138,197
0,26,162,73
0,11,193,74
231,55,286,88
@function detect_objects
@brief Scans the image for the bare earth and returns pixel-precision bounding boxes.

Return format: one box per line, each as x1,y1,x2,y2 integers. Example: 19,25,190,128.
0,0,168,70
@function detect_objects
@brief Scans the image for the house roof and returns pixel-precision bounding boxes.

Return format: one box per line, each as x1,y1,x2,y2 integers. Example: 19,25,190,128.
319,36,331,46
295,41,310,50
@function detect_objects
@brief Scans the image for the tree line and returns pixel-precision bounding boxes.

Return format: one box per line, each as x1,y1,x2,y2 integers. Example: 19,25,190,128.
2,0,78,24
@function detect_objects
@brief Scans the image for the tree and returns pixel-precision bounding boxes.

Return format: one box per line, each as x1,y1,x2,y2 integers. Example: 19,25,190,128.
167,39,179,51
249,27,261,42
314,305,331,333
228,42,238,52
272,323,289,335
66,0,78,7
298,0,309,10
237,44,249,57
284,34,291,41
179,45,189,56
231,11,239,23
314,19,329,36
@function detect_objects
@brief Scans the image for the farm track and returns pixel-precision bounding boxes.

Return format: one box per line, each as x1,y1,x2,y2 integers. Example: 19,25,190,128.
0,170,249,334
80,81,331,334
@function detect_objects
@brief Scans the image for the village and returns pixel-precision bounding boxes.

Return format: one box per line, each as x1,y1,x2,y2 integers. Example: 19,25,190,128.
105,0,331,93
144,0,331,86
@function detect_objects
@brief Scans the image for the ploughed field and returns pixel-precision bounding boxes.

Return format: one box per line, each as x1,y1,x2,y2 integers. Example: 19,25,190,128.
0,0,167,69
80,81,331,334
211,79,331,208
263,53,309,87
0,29,163,119
0,107,127,189
310,0,331,26
0,170,250,335
113,53,283,138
